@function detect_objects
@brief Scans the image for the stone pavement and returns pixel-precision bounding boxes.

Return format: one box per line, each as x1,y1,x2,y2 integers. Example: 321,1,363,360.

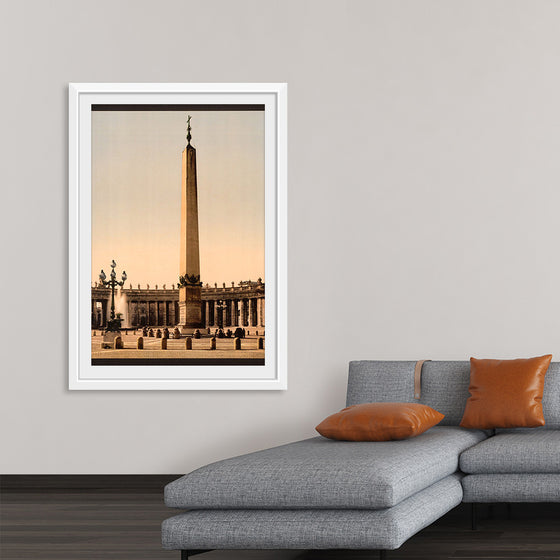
91,331,265,360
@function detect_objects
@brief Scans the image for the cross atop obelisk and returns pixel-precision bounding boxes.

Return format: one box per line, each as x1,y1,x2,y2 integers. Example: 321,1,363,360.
186,115,192,145
178,115,203,333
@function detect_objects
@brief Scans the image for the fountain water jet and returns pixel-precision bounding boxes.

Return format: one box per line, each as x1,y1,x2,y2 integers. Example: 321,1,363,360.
115,288,129,328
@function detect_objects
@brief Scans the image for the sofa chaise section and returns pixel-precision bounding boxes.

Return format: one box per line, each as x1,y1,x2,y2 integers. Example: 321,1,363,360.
162,474,463,551
165,426,486,511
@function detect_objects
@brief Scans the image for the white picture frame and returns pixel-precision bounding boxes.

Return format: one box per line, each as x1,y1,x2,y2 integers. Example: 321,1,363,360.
69,83,287,390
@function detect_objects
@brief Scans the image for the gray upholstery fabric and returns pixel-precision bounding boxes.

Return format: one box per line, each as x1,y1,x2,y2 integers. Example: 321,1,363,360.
162,474,463,551
347,361,471,425
165,426,485,510
542,363,560,428
347,360,418,405
462,474,560,502
347,360,560,428
460,430,560,474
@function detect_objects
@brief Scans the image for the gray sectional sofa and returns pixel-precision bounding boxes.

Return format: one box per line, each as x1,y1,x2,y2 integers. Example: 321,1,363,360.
162,360,560,559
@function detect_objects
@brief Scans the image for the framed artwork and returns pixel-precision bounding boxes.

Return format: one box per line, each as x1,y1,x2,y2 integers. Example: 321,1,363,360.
69,83,287,390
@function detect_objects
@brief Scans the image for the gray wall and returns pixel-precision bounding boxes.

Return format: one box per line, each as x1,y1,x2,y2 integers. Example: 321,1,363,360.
2,0,560,473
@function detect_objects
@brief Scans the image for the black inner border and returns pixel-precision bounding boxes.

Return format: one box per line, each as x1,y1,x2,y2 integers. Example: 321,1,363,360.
92,358,265,366
92,104,265,111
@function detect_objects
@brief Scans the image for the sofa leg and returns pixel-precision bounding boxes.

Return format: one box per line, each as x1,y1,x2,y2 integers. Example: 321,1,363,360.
180,551,211,559
506,502,512,519
471,503,477,530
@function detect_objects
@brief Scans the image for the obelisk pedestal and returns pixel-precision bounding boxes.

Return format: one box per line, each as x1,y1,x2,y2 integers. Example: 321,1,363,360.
178,117,203,334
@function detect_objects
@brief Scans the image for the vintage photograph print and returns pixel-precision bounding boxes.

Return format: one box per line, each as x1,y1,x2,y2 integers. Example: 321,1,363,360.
92,106,265,365
69,84,287,389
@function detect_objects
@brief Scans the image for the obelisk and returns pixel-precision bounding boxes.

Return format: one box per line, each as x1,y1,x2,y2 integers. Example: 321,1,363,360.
178,115,203,333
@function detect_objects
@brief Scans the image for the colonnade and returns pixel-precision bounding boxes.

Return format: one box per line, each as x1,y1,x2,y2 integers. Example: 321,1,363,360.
128,300,180,327
91,285,265,329
91,299,108,328
203,297,264,328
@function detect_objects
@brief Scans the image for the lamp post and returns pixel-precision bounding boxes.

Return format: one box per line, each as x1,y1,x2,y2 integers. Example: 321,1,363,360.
99,260,127,332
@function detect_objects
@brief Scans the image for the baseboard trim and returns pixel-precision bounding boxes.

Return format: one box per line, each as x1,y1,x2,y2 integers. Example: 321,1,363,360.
0,474,182,491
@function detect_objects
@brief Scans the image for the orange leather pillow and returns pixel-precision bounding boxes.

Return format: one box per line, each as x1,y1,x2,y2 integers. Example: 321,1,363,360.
315,402,445,441
460,355,552,429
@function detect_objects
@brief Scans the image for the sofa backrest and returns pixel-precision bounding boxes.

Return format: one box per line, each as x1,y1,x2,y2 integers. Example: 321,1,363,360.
347,360,560,428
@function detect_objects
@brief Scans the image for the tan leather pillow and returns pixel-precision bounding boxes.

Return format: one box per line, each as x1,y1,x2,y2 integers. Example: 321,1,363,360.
460,355,552,429
315,402,445,442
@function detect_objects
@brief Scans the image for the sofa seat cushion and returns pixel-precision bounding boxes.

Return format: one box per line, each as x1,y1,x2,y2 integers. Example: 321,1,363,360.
462,474,560,502
162,474,463,551
165,426,485,510
460,430,560,474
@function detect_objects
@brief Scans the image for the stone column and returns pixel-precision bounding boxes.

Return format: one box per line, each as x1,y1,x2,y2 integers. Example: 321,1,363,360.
249,298,255,327
205,301,210,327
200,300,206,327
102,300,108,327
257,297,262,328
225,300,231,326
168,301,175,326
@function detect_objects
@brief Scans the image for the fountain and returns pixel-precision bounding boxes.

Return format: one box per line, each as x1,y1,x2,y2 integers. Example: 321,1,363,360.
115,288,129,328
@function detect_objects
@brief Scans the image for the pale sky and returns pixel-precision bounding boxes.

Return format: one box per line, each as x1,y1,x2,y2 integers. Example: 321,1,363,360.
91,109,265,288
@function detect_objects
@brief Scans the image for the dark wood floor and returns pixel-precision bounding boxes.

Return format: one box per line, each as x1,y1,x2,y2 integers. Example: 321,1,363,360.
1,489,559,559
